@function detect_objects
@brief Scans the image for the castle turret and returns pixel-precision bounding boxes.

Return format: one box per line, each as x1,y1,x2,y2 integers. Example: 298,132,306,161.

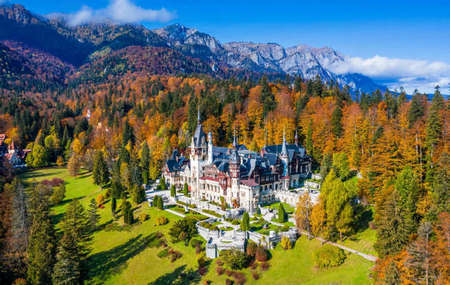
280,131,289,177
207,132,213,164
295,130,299,147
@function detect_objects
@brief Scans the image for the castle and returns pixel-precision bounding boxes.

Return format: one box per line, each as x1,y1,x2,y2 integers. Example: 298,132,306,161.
163,113,312,213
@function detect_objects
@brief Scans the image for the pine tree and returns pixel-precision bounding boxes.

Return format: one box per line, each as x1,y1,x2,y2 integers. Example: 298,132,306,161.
93,151,109,187
111,197,117,216
141,142,150,185
405,222,435,284
61,200,92,277
87,198,100,232
395,167,420,234
408,93,425,128
27,188,56,285
374,183,410,258
240,212,250,231
331,106,343,138
52,231,81,285
170,185,176,197
183,182,189,197
122,201,133,225
278,203,287,223
305,120,314,157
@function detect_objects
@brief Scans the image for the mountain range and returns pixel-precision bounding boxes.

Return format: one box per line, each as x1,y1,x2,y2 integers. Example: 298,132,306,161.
0,4,386,93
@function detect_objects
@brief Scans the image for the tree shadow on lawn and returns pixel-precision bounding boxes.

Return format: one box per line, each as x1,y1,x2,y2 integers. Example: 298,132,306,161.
148,265,202,285
87,233,160,283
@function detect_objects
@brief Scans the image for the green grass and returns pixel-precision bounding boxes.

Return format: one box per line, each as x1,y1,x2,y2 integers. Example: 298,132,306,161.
337,228,378,257
21,167,373,285
203,236,372,284
268,202,295,214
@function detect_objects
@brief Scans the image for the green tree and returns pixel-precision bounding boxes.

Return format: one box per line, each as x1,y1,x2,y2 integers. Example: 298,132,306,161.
131,185,145,204
87,198,100,231
395,167,420,234
93,151,109,187
240,212,250,231
27,187,56,285
332,152,350,181
183,182,189,196
50,183,66,205
331,106,343,138
405,222,435,284
61,200,92,276
158,176,167,190
52,231,81,285
319,153,332,182
408,93,425,127
170,185,176,197
141,142,150,185
121,200,133,225
278,203,287,223
111,197,117,216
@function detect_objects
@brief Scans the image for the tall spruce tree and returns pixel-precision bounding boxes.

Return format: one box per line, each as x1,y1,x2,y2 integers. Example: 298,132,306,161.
52,231,81,285
141,142,150,185
88,198,100,231
61,200,92,278
240,212,250,231
27,186,56,285
93,151,109,187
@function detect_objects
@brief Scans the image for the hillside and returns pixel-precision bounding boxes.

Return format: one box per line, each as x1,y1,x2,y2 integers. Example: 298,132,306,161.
0,4,387,93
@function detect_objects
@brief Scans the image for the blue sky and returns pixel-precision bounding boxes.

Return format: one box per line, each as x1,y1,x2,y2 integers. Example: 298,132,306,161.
3,0,450,93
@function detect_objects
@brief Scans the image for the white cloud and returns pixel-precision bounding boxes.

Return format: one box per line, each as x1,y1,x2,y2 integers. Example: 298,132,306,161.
50,0,176,26
327,55,450,94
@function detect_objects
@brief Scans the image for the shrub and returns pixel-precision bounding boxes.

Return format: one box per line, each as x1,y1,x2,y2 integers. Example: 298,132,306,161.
216,259,224,266
138,213,149,223
12,278,27,285
255,246,268,262
220,249,249,270
155,216,169,226
250,263,258,270
232,271,246,284
251,271,260,280
280,225,290,232
225,279,233,285
216,266,224,275
260,262,270,271
225,269,233,276
96,194,105,206
231,219,240,225
313,244,346,268
157,248,169,258
169,217,197,244
50,183,66,205
246,241,257,257
195,244,202,254
280,236,292,250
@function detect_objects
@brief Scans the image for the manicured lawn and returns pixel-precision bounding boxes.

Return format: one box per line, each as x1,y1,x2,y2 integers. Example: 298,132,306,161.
268,202,295,214
21,167,373,285
337,228,378,257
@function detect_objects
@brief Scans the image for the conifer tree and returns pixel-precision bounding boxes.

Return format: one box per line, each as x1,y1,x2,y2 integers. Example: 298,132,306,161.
93,151,109,187
52,231,81,285
27,187,56,285
278,203,287,223
331,106,343,138
408,93,425,128
61,200,92,277
170,185,176,197
240,212,250,231
183,182,189,196
87,198,100,232
141,142,150,185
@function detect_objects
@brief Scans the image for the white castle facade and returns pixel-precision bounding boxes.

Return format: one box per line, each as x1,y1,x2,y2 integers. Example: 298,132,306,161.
163,113,313,213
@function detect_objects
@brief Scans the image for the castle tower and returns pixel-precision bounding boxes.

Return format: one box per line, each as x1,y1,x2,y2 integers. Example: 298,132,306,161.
229,131,241,205
295,129,299,147
280,130,290,190
207,132,213,164
190,109,207,200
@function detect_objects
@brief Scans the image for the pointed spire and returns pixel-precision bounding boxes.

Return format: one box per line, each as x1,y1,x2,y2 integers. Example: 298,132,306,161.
281,129,287,155
197,107,201,124
295,129,299,146
232,128,237,148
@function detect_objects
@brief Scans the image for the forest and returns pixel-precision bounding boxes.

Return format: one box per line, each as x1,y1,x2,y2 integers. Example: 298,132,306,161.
0,72,448,284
